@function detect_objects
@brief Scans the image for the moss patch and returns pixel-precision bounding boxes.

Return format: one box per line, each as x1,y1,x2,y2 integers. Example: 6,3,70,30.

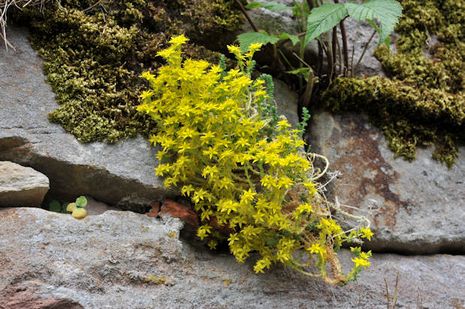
324,0,465,167
15,0,241,143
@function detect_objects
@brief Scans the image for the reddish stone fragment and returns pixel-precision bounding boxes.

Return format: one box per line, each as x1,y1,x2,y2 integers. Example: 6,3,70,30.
146,201,161,218
159,199,199,227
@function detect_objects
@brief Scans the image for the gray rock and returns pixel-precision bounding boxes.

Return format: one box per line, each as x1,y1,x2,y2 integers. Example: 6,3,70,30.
241,0,299,35
0,26,166,209
341,19,384,77
274,78,299,126
0,161,49,207
309,112,465,254
1,207,464,308
85,196,119,216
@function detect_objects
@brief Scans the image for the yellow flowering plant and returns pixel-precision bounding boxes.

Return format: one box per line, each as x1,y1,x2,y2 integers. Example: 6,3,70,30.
138,35,372,284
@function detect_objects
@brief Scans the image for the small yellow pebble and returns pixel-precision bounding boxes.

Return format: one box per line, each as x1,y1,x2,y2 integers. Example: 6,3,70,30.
72,208,87,219
66,202,76,213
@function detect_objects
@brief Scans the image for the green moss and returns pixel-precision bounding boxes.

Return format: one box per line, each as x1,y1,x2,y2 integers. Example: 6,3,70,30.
15,0,241,143
324,0,465,166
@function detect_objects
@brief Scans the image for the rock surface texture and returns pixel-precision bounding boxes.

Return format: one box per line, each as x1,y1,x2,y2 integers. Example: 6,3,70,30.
1,207,464,308
0,161,49,207
0,27,164,209
310,112,465,254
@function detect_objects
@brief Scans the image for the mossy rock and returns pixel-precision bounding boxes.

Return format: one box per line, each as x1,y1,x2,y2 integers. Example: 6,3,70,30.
324,0,465,167
12,0,242,143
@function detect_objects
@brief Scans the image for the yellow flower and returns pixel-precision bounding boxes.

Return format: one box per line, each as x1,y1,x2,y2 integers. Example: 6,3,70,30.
253,257,271,273
192,189,210,203
248,43,263,53
218,199,238,214
240,189,256,204
197,225,212,240
227,45,244,61
181,185,195,197
277,119,291,130
202,165,219,179
140,90,153,100
253,211,266,224
307,243,326,258
228,233,240,246
360,227,374,241
169,34,189,45
278,176,293,189
293,203,313,218
261,175,277,189
208,239,218,250
352,257,370,268
140,71,155,81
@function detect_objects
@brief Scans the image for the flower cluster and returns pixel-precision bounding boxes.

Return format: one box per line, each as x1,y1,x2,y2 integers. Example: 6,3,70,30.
138,35,372,284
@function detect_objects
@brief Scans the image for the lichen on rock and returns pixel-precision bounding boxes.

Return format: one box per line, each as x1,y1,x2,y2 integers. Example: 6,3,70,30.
324,0,465,167
14,0,242,143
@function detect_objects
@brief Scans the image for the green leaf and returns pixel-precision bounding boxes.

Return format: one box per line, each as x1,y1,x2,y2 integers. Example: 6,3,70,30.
246,1,291,12
287,67,311,82
278,32,300,46
237,31,280,52
305,3,348,46
76,196,88,208
49,200,62,213
245,2,263,9
345,0,402,44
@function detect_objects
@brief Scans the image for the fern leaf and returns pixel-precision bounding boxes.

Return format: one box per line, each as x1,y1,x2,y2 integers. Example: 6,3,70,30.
345,0,402,44
304,4,348,46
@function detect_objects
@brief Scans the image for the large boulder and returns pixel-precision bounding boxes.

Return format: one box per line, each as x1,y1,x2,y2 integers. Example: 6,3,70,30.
0,161,49,207
310,112,465,254
1,207,464,308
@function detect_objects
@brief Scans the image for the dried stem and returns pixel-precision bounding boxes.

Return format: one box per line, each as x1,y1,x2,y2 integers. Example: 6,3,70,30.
1,0,47,49
333,0,349,75
233,0,259,32
354,30,377,75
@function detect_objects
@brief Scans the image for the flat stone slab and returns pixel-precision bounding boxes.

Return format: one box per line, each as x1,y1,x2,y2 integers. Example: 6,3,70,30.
0,161,49,207
0,207,464,308
310,112,465,254
0,26,166,209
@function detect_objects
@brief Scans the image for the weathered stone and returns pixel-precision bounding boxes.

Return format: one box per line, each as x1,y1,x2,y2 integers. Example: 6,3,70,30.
274,78,299,126
1,207,464,308
241,0,299,35
341,19,384,77
0,161,49,207
0,283,83,309
309,112,465,254
85,196,119,216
